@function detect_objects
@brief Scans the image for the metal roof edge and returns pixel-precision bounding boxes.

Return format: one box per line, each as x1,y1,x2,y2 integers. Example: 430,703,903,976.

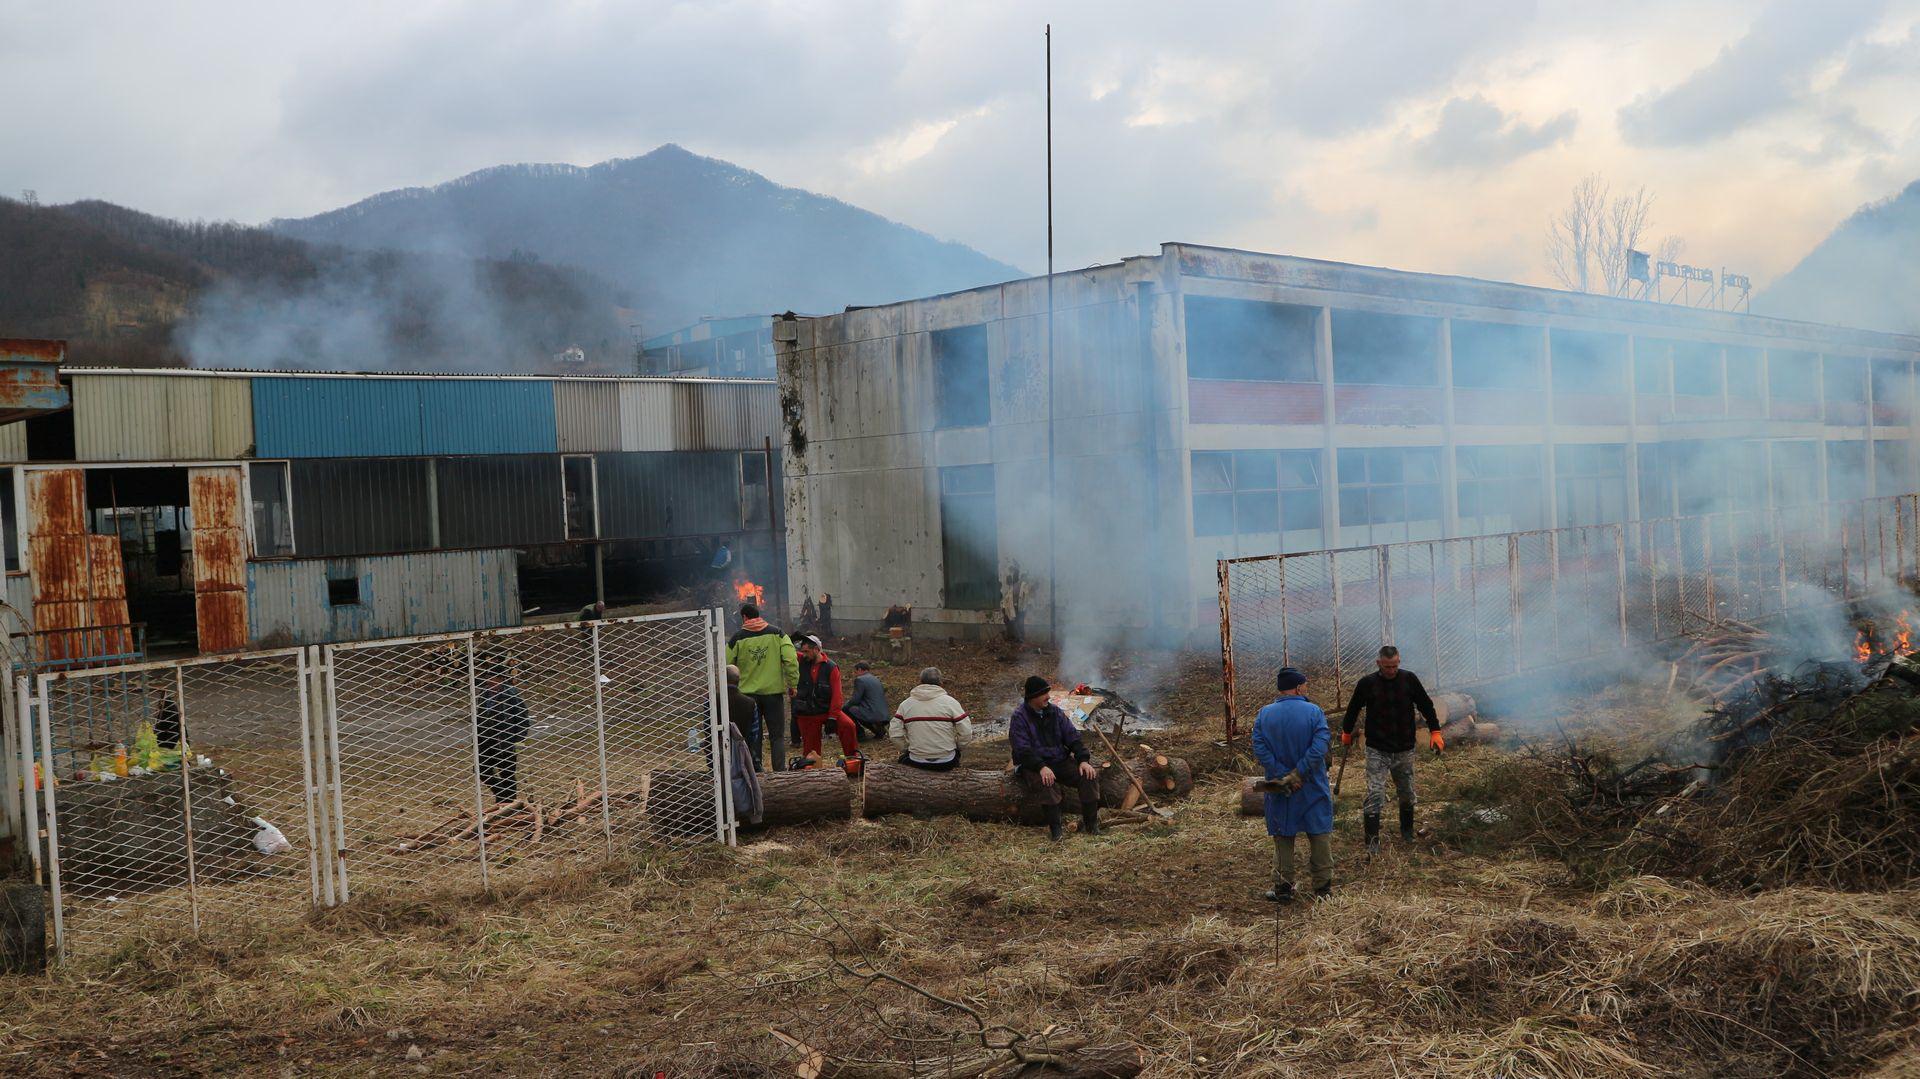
59,368,776,386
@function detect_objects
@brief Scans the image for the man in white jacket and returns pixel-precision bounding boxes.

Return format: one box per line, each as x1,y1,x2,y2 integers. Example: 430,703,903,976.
889,667,972,771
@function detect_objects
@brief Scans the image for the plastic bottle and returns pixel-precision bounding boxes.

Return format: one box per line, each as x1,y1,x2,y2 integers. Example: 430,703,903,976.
113,743,129,778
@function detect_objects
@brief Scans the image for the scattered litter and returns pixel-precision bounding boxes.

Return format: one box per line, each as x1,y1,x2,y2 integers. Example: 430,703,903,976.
251,817,292,855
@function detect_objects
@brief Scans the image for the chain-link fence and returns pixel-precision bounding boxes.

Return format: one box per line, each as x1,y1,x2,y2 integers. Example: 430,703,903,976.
1221,495,1920,738
22,608,732,961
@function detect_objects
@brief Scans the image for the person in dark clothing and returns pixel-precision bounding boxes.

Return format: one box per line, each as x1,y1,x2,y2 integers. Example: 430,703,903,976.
725,665,762,772
1340,645,1443,853
476,662,533,804
1008,675,1101,841
843,661,890,741
153,691,182,750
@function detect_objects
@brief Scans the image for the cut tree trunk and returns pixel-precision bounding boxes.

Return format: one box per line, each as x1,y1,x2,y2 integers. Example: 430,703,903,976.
744,768,853,830
1432,692,1477,727
862,758,1192,823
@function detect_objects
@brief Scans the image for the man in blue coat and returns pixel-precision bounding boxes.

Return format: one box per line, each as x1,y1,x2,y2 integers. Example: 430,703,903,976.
1251,666,1334,903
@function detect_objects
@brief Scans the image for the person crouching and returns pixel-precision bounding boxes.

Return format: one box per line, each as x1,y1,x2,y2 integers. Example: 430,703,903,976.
1009,675,1100,841
1252,666,1333,903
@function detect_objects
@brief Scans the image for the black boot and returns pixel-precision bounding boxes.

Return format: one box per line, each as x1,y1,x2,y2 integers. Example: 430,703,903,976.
1364,813,1381,856
1264,881,1296,904
1400,805,1416,842
1045,805,1064,842
1312,883,1333,901
1081,803,1100,836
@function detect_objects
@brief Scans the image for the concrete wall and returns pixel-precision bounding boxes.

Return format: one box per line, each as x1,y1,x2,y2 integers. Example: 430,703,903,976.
777,256,1188,636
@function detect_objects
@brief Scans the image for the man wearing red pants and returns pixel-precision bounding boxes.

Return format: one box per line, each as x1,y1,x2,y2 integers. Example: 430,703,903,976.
791,635,859,768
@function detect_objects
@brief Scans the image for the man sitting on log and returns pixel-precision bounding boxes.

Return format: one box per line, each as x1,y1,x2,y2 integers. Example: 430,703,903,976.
1253,667,1333,903
792,635,861,769
1341,644,1442,854
844,661,891,741
889,666,972,771
1010,676,1100,840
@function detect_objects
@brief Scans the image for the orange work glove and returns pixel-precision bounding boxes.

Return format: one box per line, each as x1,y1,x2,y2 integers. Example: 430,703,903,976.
1340,731,1354,747
1430,730,1445,753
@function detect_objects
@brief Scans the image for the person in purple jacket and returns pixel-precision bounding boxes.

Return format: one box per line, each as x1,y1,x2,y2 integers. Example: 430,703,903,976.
1009,675,1101,841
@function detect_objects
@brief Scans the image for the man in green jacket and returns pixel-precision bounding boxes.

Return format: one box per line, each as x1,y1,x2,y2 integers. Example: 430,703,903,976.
727,603,799,770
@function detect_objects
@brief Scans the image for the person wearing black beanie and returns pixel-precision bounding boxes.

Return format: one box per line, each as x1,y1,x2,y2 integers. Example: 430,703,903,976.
1007,676,1100,840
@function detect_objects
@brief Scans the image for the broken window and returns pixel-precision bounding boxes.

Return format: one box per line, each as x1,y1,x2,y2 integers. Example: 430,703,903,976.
1331,310,1440,385
1670,341,1722,397
1827,441,1868,502
1336,447,1441,545
1450,320,1541,390
939,465,999,610
1825,356,1867,403
1189,450,1322,553
249,461,293,557
1549,330,1627,393
1633,340,1671,395
1456,446,1545,536
1725,347,1763,398
741,451,771,531
1768,350,1818,401
1770,441,1818,507
0,467,16,573
1554,444,1627,526
1184,296,1317,382
933,325,991,429
327,569,362,608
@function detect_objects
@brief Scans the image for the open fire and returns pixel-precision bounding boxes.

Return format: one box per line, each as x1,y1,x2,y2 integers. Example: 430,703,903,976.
733,578,765,606
1853,609,1915,665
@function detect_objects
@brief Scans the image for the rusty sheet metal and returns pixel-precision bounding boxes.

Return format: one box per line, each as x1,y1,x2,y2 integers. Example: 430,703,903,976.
27,469,85,537
188,468,245,531
0,360,69,425
86,535,127,603
192,530,247,592
0,339,65,363
27,537,91,603
195,591,248,653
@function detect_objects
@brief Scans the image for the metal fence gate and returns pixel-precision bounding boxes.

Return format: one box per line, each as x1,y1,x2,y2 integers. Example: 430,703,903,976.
20,609,733,961
1220,495,1920,738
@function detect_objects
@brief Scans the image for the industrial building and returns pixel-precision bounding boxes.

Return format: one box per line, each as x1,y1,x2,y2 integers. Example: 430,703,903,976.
772,243,1920,637
640,316,777,379
0,342,780,656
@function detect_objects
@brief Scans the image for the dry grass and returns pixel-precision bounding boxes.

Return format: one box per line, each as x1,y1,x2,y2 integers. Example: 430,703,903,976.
2,658,1917,1077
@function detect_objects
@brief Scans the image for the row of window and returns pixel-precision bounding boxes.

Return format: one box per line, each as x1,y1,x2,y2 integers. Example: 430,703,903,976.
1191,440,1910,553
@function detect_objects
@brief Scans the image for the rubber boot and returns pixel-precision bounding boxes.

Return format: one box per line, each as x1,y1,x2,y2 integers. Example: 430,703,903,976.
1080,803,1101,836
1400,804,1416,843
1312,883,1333,901
1045,804,1065,842
1264,881,1295,904
1364,813,1381,856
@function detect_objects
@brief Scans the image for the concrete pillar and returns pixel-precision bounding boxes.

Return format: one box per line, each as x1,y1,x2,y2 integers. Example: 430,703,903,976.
1438,318,1460,539
1317,307,1339,544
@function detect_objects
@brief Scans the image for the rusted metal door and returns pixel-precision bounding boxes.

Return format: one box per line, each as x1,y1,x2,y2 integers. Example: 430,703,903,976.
24,469,134,664
189,467,248,652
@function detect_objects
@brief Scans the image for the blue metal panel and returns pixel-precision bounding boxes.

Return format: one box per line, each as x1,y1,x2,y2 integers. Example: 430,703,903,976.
252,378,425,458
247,549,521,646
419,380,557,455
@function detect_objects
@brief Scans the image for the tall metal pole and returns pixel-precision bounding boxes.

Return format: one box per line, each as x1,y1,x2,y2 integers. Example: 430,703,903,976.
1045,24,1058,645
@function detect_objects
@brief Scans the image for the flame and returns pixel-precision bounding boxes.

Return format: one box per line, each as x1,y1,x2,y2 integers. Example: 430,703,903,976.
1899,611,1913,655
733,578,765,606
1855,630,1874,665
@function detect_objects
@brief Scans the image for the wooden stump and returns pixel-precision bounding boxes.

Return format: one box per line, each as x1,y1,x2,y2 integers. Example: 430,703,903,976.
1432,692,1477,727
1238,776,1265,817
0,880,46,974
1096,756,1193,809
747,768,853,830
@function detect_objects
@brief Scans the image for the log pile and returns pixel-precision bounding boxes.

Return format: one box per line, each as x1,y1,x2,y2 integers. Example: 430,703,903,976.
1673,620,1775,703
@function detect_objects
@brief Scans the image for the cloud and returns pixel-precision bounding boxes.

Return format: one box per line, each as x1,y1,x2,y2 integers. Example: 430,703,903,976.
1409,95,1577,169
1618,0,1889,147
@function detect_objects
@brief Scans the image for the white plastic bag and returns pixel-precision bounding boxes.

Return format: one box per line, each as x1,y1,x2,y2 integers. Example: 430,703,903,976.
251,816,291,855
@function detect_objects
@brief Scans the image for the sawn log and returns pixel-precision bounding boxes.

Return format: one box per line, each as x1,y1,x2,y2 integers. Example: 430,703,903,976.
862,757,1193,823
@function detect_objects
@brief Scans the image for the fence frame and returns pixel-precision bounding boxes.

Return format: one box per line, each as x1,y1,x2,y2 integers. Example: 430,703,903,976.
22,608,733,963
1220,495,1920,739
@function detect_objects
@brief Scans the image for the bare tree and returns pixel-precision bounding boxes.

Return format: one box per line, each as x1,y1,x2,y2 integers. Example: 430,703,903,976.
1545,176,1675,297
1546,174,1607,294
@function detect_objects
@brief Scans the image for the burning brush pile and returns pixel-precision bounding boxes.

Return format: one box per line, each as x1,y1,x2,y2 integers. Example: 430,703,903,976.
1516,612,1920,890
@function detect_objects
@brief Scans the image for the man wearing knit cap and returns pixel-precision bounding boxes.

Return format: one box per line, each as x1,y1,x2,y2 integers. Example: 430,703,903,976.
1008,675,1101,841
1252,666,1333,903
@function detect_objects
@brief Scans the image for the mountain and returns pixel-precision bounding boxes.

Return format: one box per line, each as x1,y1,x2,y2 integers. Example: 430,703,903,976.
1758,180,1920,335
0,196,635,372
271,144,1028,332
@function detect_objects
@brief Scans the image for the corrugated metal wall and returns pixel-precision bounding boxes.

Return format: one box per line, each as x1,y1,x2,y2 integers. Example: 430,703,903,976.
618,383,677,450
0,422,25,463
247,548,520,647
418,380,558,455
671,382,777,450
73,375,254,461
255,378,425,458
597,451,743,538
436,455,565,548
289,458,434,556
555,381,622,452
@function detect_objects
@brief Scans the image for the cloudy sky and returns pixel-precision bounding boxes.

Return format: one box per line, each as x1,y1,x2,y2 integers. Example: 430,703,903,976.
5,0,1920,287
